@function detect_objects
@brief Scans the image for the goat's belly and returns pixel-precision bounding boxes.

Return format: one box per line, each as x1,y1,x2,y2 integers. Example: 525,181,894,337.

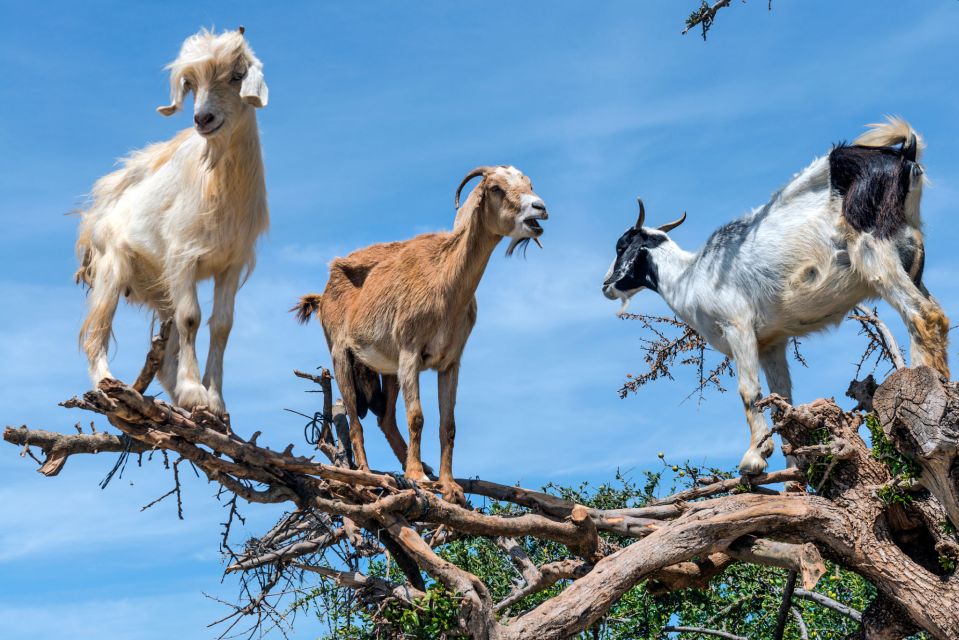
777,266,870,333
778,292,865,334
355,346,398,375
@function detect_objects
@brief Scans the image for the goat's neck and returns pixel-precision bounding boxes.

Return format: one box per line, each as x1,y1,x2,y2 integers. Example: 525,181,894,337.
200,109,266,213
650,243,698,322
440,207,502,305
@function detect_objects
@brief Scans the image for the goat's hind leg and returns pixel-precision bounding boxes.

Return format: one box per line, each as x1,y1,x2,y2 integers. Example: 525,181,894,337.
853,234,950,378
330,348,370,470
80,252,123,386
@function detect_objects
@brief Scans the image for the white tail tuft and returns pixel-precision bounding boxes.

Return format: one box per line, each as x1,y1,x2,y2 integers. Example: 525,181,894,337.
854,116,924,160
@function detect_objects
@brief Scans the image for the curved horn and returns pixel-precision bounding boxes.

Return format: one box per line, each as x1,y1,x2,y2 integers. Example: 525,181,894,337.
454,166,492,209
658,211,687,233
634,197,646,230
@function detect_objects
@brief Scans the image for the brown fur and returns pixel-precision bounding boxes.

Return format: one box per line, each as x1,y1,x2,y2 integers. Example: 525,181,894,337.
915,303,951,378
295,166,546,503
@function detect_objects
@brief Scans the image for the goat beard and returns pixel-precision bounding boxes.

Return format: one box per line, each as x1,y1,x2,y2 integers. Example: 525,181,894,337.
505,236,543,258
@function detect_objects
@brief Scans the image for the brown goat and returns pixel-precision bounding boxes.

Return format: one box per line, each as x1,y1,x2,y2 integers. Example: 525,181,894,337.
293,166,548,503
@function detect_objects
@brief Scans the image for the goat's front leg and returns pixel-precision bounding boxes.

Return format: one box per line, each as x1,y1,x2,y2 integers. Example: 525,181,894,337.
376,375,437,476
202,266,241,416
398,350,429,485
170,271,209,410
726,323,773,475
436,361,465,505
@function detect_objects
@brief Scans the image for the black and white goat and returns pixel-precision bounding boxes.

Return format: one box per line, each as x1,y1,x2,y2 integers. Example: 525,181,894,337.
603,118,950,475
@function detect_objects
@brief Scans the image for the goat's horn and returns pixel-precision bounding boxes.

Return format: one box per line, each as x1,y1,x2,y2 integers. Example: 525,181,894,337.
454,166,492,209
635,197,646,229
658,211,687,233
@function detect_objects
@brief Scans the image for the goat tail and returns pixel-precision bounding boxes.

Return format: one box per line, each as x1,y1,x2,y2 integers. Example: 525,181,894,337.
855,116,924,162
78,296,113,355
291,294,323,324
75,222,96,289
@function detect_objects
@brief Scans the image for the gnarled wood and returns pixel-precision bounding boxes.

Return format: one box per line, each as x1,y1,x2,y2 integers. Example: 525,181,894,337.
874,366,959,529
5,372,959,639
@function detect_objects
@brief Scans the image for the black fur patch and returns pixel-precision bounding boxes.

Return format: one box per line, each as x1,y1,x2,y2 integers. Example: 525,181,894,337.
896,234,928,294
829,143,913,239
608,229,665,293
346,350,385,419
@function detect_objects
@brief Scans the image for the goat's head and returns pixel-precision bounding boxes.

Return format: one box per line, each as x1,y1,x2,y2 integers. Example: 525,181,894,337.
454,165,548,257
602,198,686,309
158,27,268,137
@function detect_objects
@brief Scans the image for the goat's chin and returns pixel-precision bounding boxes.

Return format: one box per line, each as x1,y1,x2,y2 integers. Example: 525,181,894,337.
196,121,225,137
606,286,642,317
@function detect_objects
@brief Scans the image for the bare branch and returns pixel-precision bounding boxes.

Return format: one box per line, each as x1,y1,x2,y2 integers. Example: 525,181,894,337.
773,569,799,640
662,625,747,640
793,588,862,623
682,0,734,39
133,320,172,393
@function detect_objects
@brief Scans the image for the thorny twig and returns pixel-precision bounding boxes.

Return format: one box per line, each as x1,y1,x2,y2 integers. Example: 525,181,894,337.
683,0,773,40
849,304,906,376
618,314,733,403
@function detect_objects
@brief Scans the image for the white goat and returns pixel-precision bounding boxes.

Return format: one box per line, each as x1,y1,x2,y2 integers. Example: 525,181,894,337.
603,118,950,475
76,27,269,414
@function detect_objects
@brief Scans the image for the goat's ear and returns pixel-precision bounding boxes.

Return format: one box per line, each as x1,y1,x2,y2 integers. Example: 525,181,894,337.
240,64,268,108
157,76,188,116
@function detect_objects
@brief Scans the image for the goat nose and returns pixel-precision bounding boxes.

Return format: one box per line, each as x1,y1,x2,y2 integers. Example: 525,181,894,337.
194,112,215,127
531,200,549,218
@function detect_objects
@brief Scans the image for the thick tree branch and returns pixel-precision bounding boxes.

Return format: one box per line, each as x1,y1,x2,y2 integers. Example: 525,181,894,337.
6,369,959,639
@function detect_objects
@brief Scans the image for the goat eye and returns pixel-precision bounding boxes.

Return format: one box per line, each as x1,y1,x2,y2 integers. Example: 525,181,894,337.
490,185,504,195
231,70,246,83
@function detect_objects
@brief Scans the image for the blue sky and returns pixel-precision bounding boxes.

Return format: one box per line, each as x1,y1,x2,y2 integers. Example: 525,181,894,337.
2,1,958,638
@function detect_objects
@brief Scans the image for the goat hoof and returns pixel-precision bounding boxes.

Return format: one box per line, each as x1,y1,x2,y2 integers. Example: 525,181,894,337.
206,390,227,417
439,481,466,506
758,437,776,458
738,450,768,476
176,381,210,410
404,470,430,485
